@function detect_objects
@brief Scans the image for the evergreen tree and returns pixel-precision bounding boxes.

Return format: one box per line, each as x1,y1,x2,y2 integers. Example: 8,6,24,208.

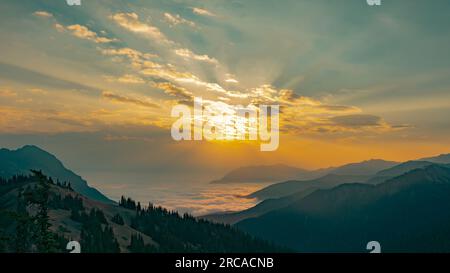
128,234,145,253
102,226,120,253
0,228,8,252
70,208,81,222
13,189,32,252
29,170,57,253
79,208,120,253
111,213,125,225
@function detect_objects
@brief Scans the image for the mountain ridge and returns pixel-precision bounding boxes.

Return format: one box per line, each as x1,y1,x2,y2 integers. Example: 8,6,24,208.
236,164,450,252
0,145,113,204
209,164,320,184
210,159,398,185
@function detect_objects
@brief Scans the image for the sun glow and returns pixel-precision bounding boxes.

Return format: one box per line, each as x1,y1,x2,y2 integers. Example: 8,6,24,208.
171,98,280,151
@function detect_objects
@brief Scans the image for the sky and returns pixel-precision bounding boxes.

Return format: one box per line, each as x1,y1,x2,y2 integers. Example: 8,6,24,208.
1,0,450,197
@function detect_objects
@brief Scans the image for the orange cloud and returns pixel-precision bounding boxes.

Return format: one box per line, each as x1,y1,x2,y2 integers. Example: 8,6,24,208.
174,48,218,65
102,91,159,108
33,11,53,18
192,7,217,17
104,74,145,84
67,24,116,43
111,12,169,43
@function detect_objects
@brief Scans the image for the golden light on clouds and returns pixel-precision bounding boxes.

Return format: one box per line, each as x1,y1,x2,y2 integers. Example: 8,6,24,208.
66,24,117,43
1,2,448,172
111,12,170,43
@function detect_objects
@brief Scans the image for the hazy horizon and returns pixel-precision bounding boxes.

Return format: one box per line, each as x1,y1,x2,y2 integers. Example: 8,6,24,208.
1,143,449,215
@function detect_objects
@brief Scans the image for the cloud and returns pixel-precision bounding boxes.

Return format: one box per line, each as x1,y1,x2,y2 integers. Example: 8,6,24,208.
138,62,240,97
317,105,359,113
46,116,93,128
28,88,48,95
225,74,239,84
0,88,17,98
329,114,384,128
248,86,359,114
102,91,159,108
163,13,196,28
0,62,103,95
111,12,169,43
174,77,229,94
192,7,216,17
174,48,218,65
225,79,239,83
110,13,221,67
111,13,216,64
100,47,235,97
33,11,53,18
104,134,155,143
66,24,116,43
139,63,194,81
99,46,224,94
0,105,100,134
54,23,65,32
241,84,409,135
248,84,280,104
153,82,193,102
100,47,157,62
105,74,145,84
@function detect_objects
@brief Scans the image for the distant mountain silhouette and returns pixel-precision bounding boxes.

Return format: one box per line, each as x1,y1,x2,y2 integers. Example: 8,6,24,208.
245,159,396,200
210,159,397,185
248,174,369,200
204,160,399,224
203,174,371,225
204,157,450,226
329,159,398,176
366,160,435,183
419,153,450,164
204,161,429,225
237,164,450,252
0,145,113,204
209,164,327,184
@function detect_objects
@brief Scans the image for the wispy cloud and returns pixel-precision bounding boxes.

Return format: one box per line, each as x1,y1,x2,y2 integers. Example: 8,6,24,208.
111,12,219,67
192,7,216,17
99,47,157,62
0,88,17,98
224,74,239,84
153,82,193,103
174,48,218,65
67,24,116,43
104,74,145,84
111,12,169,43
33,11,53,18
330,114,384,128
163,13,196,28
239,84,408,135
100,48,228,96
102,91,159,108
54,23,65,32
